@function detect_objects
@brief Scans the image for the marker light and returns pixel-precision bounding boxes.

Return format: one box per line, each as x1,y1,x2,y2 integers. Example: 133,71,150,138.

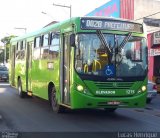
141,86,146,92
77,85,84,92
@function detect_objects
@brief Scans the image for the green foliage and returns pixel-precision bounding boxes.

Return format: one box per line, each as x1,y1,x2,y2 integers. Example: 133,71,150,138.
2,36,14,44
0,49,4,63
0,35,16,63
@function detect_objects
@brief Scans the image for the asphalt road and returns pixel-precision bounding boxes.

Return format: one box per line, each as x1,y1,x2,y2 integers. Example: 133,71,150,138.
0,82,160,134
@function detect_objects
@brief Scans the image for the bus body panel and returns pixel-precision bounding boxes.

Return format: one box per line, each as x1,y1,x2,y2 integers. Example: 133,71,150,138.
70,88,147,109
30,59,60,100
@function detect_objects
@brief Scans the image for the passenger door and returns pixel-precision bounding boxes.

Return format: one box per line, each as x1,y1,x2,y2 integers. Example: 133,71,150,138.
26,41,33,91
60,34,71,105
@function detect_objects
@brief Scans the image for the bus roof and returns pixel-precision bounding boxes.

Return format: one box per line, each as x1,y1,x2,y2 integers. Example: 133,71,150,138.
10,16,143,43
10,17,77,43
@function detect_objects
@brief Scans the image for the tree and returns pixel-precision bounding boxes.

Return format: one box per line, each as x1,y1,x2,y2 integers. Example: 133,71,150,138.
0,49,4,63
1,35,16,63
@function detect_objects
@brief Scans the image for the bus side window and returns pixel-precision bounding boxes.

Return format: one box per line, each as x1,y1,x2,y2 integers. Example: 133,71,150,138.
20,41,25,60
33,36,41,60
49,32,60,59
41,33,49,59
16,42,21,60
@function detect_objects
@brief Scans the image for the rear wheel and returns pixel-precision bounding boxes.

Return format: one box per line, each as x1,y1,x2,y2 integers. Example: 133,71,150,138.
18,79,26,98
50,86,65,113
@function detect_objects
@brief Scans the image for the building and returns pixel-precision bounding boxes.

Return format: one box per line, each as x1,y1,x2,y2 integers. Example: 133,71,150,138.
134,0,160,84
86,0,134,20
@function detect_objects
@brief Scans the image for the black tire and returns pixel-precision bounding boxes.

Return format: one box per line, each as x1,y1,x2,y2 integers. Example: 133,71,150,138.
50,86,65,113
146,98,151,103
104,108,117,112
18,79,26,98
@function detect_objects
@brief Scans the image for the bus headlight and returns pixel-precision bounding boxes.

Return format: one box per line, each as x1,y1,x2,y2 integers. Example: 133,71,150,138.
141,86,146,92
77,85,84,92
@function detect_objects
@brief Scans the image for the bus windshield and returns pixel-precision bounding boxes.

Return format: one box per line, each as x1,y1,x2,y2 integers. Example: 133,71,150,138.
75,33,147,80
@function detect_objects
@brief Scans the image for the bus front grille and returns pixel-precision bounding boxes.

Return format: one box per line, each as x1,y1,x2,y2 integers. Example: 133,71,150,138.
94,82,134,90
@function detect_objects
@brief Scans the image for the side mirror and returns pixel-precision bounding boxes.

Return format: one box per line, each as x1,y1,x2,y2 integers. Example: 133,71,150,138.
70,34,75,47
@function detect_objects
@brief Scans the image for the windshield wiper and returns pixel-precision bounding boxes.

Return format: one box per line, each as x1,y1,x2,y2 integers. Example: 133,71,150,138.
96,30,111,54
96,30,112,63
119,32,132,51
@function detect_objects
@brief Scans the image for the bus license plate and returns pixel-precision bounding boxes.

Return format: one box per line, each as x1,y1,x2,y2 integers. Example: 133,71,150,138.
107,101,120,105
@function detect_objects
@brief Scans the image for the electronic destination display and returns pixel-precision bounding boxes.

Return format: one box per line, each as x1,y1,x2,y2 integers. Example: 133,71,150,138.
81,18,143,33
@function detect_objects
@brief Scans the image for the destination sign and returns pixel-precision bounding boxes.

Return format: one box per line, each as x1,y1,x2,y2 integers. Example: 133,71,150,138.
81,18,143,33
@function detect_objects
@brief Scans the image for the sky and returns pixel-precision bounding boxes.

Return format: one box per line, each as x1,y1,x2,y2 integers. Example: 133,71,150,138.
0,0,109,44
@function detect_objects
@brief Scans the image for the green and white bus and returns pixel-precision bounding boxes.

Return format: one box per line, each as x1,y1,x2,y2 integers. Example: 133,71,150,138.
9,17,148,113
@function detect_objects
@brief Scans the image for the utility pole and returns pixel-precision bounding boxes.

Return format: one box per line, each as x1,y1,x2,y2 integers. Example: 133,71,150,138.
53,3,72,18
14,27,27,34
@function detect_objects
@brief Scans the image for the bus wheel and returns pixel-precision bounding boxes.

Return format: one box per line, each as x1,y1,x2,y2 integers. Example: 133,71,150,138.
146,98,151,103
104,108,117,112
50,86,65,113
18,79,26,98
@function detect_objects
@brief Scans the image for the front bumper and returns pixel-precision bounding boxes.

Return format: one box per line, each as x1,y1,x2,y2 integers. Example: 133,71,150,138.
71,90,147,109
0,75,9,81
